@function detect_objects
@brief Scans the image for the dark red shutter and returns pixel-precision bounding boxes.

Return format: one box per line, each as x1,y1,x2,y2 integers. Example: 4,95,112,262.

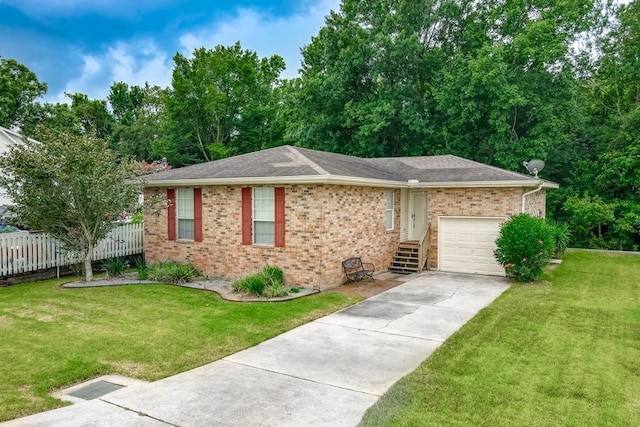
274,187,285,247
167,189,176,241
241,188,252,245
194,188,203,242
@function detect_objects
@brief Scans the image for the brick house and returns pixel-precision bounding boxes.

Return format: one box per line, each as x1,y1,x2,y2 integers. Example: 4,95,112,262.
143,145,557,289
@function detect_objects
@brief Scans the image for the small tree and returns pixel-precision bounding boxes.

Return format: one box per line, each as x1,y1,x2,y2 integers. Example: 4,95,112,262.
494,214,555,282
0,127,141,281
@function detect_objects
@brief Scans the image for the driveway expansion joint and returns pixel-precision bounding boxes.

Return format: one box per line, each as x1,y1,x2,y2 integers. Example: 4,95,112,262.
99,398,179,427
223,358,383,397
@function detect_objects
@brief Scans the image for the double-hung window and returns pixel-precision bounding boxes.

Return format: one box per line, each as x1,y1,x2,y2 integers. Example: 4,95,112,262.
176,188,195,240
385,190,395,230
253,187,275,245
242,186,284,247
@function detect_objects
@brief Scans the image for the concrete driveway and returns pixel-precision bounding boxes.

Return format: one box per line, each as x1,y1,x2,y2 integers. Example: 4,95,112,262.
3,272,509,427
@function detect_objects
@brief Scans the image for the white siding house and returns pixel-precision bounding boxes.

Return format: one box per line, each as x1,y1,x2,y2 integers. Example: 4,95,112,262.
0,126,29,206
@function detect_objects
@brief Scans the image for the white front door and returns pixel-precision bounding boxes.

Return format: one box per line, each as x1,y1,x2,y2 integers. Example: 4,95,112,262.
410,192,428,240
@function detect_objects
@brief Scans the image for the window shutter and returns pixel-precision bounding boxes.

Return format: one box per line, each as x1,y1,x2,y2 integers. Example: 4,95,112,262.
167,188,176,241
274,187,285,247
194,188,203,242
241,187,252,245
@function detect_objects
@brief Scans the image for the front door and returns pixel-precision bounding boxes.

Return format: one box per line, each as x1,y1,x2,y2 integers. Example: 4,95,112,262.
410,192,428,240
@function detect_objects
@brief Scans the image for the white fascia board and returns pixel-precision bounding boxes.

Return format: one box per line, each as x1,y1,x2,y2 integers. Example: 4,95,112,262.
410,180,559,189
143,175,559,189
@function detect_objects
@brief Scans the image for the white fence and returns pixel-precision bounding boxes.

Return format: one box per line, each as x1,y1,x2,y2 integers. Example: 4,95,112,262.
0,223,144,277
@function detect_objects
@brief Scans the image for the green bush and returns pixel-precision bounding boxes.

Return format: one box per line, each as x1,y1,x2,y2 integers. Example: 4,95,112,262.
550,221,572,258
232,265,289,297
134,256,148,280
262,264,284,284
263,280,289,298
232,274,267,296
102,257,127,277
494,214,555,282
147,261,200,284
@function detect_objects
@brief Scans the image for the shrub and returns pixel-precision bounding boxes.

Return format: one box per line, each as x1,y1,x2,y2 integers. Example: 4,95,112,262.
134,256,148,280
147,261,200,284
232,265,289,297
262,264,284,284
232,274,267,296
103,257,127,277
263,280,289,298
550,221,572,258
494,214,555,282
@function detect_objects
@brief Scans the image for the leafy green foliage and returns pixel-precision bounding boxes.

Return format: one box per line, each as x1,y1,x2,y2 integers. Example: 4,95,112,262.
232,265,289,298
232,274,267,296
134,256,148,280
160,43,285,166
146,261,200,284
0,127,141,281
550,221,572,258
494,214,555,282
0,57,47,129
102,257,127,278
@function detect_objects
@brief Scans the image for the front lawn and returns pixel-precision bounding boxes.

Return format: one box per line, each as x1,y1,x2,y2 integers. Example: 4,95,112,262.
360,251,640,426
0,278,361,422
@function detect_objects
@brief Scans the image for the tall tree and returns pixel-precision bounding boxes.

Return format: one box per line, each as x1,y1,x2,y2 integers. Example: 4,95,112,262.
0,58,47,129
0,127,141,281
108,82,165,160
160,43,285,166
292,0,593,165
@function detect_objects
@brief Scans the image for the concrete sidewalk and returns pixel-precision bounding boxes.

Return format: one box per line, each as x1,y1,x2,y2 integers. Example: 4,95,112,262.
3,272,509,427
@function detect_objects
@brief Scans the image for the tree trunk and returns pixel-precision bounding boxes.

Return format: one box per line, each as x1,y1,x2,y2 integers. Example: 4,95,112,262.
83,249,93,282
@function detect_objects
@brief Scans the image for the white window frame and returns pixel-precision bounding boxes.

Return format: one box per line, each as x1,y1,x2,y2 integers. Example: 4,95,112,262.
385,190,395,230
253,187,275,245
176,188,194,240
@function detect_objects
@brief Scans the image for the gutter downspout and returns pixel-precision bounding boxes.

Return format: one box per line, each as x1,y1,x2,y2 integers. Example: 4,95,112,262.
522,183,544,214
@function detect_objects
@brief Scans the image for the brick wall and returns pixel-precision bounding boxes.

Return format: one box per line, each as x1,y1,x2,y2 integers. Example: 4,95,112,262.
144,185,400,290
524,188,546,217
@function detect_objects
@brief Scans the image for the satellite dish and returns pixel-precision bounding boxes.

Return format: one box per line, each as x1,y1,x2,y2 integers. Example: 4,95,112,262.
523,159,545,177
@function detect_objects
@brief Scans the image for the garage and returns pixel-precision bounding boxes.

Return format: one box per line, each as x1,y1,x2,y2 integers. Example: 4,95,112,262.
438,216,506,276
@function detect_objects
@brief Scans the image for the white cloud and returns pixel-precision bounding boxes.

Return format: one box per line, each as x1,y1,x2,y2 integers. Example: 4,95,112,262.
48,41,173,102
179,0,340,78
45,0,339,102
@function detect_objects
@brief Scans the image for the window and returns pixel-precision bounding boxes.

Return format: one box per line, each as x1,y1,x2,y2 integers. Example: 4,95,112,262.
253,187,275,245
385,190,395,230
242,187,285,247
176,188,194,240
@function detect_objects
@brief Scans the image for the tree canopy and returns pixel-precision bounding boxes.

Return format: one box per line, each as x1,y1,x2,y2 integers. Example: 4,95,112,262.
1,0,639,250
0,128,141,281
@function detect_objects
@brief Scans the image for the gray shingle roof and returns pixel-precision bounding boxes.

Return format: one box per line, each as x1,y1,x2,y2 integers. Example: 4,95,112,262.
144,145,548,186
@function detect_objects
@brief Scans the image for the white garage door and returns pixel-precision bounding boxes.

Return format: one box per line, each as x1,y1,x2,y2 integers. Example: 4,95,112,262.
438,217,506,276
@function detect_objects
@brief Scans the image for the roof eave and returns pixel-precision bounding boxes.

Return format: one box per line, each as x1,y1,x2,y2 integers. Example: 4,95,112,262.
143,175,559,189
409,180,559,189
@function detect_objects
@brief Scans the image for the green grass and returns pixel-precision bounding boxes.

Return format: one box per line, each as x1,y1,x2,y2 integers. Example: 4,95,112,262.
360,251,640,427
0,278,361,422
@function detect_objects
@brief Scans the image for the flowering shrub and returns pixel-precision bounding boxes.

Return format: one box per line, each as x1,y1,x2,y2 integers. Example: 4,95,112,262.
494,214,555,282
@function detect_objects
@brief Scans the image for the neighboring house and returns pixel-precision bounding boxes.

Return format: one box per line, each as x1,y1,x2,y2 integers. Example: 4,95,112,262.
143,145,557,289
0,126,30,206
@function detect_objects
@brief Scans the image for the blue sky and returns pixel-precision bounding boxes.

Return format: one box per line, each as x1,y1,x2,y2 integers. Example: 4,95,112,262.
0,0,339,102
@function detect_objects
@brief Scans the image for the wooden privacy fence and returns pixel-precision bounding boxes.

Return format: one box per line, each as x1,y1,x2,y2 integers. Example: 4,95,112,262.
0,222,144,277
